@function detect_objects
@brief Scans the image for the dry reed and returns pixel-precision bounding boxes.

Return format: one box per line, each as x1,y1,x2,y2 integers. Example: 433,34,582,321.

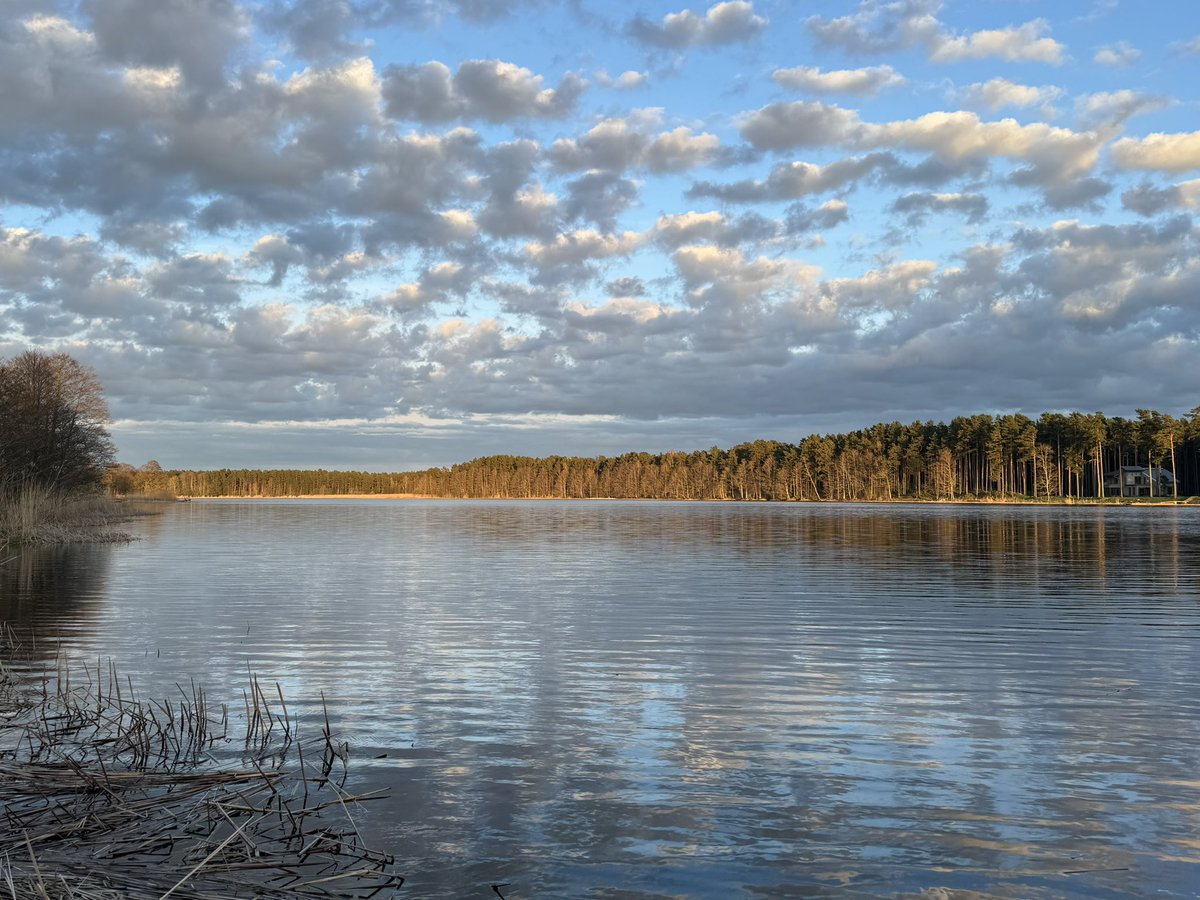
0,485,144,546
0,630,404,898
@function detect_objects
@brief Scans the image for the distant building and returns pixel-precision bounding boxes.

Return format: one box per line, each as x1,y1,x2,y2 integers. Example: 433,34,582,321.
1103,465,1176,498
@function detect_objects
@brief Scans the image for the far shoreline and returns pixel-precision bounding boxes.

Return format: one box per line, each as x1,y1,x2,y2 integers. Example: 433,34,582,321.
183,494,1198,506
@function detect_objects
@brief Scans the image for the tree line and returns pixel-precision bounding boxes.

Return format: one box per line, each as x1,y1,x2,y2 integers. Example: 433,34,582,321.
127,407,1200,501
5,349,1192,504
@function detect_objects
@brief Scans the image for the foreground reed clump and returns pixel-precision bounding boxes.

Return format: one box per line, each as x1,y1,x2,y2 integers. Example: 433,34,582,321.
0,485,153,546
0,636,404,898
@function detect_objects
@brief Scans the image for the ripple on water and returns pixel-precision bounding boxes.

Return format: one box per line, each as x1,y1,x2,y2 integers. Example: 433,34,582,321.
3,500,1199,897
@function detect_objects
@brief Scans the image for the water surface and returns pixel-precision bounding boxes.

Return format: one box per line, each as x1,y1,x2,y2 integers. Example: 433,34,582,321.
3,500,1200,897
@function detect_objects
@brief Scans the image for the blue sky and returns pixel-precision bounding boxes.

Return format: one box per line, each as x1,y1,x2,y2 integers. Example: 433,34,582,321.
1,0,1198,469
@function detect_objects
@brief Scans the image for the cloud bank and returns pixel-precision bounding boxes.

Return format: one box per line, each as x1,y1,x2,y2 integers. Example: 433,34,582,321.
0,1,1194,468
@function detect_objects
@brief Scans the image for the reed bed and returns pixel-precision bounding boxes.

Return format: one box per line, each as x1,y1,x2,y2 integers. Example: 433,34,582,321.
0,633,404,898
0,486,146,547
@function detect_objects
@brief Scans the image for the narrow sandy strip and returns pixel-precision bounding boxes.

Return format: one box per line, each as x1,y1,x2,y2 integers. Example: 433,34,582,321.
192,493,433,499
184,495,1195,505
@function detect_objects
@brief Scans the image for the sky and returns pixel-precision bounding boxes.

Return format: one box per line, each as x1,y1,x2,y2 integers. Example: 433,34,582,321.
1,0,1198,470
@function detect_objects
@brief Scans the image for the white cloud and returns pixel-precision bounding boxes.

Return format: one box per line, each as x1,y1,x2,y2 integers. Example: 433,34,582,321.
806,0,940,55
772,64,905,95
808,3,1064,65
738,103,1101,185
891,191,988,225
929,19,1065,64
627,1,766,48
284,57,383,128
1075,90,1169,128
1112,132,1200,173
1094,40,1140,67
524,229,642,284
550,114,719,172
738,101,864,150
3,0,1198,466
1121,179,1200,215
865,112,1101,181
960,78,1061,114
382,59,585,122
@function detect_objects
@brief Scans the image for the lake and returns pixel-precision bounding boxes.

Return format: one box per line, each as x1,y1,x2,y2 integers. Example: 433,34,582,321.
3,500,1200,897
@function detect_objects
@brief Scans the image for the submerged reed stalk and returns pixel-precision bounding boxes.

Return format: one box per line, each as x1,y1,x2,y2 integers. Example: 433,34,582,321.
0,635,404,898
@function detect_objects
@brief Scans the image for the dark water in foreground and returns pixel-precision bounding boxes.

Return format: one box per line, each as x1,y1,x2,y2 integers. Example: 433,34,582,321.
3,500,1200,898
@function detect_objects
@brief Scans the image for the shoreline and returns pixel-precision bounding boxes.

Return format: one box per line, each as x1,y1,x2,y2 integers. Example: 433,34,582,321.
1,491,166,547
182,494,1198,506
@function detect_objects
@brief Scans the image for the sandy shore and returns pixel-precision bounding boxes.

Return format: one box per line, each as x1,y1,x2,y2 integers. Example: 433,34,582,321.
183,494,1196,505
193,493,434,499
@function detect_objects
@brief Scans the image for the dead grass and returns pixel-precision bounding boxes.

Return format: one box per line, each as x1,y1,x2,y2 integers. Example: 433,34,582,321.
118,490,179,503
0,629,404,898
0,486,153,546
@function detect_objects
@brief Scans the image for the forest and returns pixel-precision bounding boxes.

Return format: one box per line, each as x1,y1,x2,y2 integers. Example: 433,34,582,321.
125,408,1200,502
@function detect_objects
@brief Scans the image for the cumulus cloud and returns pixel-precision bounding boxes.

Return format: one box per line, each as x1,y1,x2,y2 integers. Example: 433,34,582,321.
689,153,884,202
472,139,559,238
806,0,940,55
1,15,182,139
650,210,782,248
1012,216,1197,330
606,275,647,297
247,234,305,287
1074,91,1169,129
823,259,938,313
597,69,648,89
382,59,585,122
928,19,1064,64
83,0,248,88
864,112,1101,182
772,65,905,95
1094,40,1140,67
737,101,864,151
259,0,368,61
1171,35,1200,55
891,191,988,225
1121,179,1200,215
1112,131,1200,173
738,103,1102,186
1038,177,1112,212
524,229,641,285
480,182,559,238
626,1,766,48
785,200,849,234
377,261,475,319
264,0,543,60
2,1,1197,464
561,171,638,231
688,151,974,204
549,114,720,173
146,253,244,307
808,2,1064,64
0,226,160,323
960,78,1061,114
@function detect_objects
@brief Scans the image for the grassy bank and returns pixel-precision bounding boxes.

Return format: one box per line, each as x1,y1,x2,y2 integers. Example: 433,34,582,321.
0,485,167,546
0,635,404,897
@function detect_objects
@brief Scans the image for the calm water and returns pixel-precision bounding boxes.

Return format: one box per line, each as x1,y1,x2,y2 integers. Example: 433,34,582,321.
3,500,1200,898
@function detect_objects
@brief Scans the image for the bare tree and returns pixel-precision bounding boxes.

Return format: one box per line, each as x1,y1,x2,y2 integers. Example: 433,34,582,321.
0,351,115,493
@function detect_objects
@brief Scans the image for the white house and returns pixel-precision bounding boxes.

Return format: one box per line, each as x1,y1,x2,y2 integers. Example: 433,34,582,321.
1103,465,1176,498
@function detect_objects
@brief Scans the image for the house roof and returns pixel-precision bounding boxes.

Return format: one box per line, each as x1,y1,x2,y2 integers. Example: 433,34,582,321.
1105,465,1175,481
